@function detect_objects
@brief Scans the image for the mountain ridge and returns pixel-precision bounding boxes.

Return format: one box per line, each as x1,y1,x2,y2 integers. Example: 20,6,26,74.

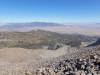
0,22,64,29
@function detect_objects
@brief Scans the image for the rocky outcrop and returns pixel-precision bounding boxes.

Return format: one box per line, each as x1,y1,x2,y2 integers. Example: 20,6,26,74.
33,54,100,75
48,43,63,50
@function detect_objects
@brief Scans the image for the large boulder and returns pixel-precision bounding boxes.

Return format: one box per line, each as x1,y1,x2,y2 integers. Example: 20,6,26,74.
48,43,63,50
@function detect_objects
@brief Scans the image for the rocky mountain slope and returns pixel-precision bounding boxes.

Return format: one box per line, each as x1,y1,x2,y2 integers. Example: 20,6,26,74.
0,45,99,75
33,46,100,75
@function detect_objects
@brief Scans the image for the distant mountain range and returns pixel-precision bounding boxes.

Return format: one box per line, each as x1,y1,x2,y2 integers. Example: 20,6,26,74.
0,22,64,29
0,22,100,36
0,22,66,32
1,22,100,29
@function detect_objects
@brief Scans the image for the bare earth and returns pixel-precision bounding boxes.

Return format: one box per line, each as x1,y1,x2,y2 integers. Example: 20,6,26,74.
0,46,69,63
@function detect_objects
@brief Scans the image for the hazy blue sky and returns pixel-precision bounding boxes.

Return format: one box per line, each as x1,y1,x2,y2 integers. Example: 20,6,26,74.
0,0,100,23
